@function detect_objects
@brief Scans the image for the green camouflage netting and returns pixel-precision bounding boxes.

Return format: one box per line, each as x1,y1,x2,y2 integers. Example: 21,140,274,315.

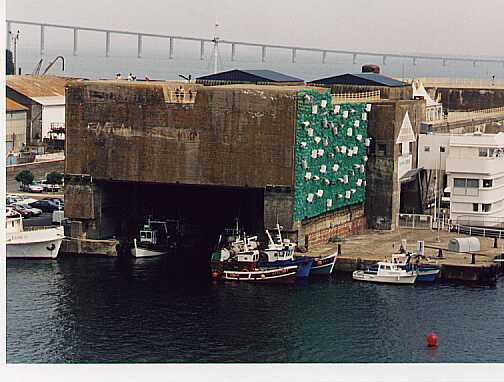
294,89,370,221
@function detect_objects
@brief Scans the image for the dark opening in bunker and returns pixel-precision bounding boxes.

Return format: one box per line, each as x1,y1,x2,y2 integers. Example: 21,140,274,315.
97,181,265,249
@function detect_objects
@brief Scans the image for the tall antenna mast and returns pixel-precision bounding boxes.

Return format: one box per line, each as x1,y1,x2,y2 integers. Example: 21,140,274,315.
212,22,220,74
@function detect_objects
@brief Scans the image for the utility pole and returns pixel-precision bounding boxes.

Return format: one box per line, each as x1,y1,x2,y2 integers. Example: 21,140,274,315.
10,30,20,74
212,22,220,74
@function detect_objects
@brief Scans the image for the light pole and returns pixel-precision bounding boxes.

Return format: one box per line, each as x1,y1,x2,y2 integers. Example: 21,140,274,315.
10,30,20,74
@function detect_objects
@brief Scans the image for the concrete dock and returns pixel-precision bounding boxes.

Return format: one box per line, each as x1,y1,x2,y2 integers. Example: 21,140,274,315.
306,228,504,284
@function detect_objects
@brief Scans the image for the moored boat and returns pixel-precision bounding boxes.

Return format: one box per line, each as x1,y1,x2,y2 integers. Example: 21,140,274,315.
6,208,64,259
391,253,441,282
258,224,313,277
131,218,179,257
222,265,298,284
352,261,417,284
309,252,338,275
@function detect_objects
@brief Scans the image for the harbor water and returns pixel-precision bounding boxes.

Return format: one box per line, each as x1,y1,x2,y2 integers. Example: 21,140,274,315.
7,254,504,363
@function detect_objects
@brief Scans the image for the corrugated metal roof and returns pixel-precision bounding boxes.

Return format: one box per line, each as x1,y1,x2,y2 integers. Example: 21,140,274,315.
197,69,304,83
309,73,407,87
30,96,66,106
6,75,70,98
6,97,28,112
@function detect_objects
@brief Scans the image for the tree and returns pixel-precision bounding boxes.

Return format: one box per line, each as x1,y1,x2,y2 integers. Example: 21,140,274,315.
46,172,64,185
6,49,14,75
15,170,34,186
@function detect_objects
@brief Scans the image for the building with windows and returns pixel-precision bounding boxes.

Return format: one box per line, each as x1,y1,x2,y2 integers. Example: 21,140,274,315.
6,97,28,164
419,132,504,227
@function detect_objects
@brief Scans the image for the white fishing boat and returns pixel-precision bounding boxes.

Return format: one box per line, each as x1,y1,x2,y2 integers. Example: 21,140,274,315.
262,223,296,262
6,208,64,259
131,218,179,257
352,261,417,284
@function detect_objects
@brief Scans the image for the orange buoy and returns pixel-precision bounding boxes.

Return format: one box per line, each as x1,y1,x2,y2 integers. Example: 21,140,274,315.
211,271,220,279
316,260,322,266
426,332,438,347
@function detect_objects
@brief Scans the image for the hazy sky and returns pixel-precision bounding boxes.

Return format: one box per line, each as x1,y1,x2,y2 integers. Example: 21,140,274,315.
6,0,504,58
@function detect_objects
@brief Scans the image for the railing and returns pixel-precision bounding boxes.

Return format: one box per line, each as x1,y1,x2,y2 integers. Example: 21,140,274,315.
404,77,504,89
332,90,380,104
452,224,504,239
442,106,504,122
398,213,433,230
24,225,62,232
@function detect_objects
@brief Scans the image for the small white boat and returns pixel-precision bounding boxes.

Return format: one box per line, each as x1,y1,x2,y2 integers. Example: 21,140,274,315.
352,261,417,284
6,208,64,259
131,218,179,257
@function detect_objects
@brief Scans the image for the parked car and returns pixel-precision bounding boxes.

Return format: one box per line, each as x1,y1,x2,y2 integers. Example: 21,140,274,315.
42,198,64,209
39,180,63,193
12,205,33,218
20,183,44,193
28,199,62,213
16,203,43,216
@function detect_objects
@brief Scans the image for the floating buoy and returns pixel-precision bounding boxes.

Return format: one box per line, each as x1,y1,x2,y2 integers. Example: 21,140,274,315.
211,271,220,279
316,260,322,266
426,332,438,347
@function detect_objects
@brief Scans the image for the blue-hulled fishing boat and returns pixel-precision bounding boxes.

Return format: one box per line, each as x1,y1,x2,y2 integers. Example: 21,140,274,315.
258,224,313,278
310,252,338,275
391,253,440,282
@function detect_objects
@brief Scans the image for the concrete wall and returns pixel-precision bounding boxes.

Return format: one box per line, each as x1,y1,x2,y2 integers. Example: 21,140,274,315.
65,81,297,189
365,99,425,229
430,87,504,111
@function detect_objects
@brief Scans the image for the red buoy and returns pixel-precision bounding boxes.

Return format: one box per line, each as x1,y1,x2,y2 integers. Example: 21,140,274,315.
316,260,322,266
211,271,220,280
426,332,438,347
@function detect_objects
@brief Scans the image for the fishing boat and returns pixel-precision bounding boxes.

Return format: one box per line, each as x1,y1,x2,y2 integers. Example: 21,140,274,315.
6,208,64,259
352,261,417,284
131,218,179,257
222,265,298,284
258,224,313,277
310,252,338,275
391,253,441,282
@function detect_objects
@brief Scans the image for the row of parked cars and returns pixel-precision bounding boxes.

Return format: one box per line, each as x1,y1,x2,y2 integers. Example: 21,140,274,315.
6,194,64,218
20,180,63,193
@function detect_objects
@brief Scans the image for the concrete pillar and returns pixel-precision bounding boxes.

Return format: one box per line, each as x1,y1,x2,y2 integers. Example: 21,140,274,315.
442,59,447,66
292,48,297,63
200,40,205,60
231,43,236,61
261,46,266,63
73,28,78,56
322,51,327,64
105,31,111,57
382,55,387,65
473,60,477,68
169,37,174,59
413,57,417,66
6,21,11,52
353,53,357,65
137,34,143,58
40,25,45,56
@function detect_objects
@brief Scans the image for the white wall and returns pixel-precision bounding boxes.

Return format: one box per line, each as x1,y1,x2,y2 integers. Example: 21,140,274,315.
41,104,65,139
417,134,450,170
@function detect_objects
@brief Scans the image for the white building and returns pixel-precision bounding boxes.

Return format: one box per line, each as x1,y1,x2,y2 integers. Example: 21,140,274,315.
30,96,65,139
412,80,443,122
418,132,504,227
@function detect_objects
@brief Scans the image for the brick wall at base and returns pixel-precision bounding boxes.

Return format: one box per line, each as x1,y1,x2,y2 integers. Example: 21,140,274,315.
305,216,366,249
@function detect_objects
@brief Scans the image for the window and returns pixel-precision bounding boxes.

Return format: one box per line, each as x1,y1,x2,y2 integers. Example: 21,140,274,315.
473,203,479,212
483,179,493,188
424,146,431,152
479,148,488,157
440,146,446,153
454,178,480,196
409,142,413,153
483,204,492,212
377,143,387,156
489,148,496,157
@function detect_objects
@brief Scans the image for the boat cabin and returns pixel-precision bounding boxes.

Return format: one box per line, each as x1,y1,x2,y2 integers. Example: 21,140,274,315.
139,219,178,246
6,209,23,234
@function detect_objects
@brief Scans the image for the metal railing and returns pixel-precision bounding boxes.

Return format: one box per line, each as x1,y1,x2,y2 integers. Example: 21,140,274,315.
332,90,380,104
443,106,504,122
404,77,504,89
398,213,433,230
452,224,504,239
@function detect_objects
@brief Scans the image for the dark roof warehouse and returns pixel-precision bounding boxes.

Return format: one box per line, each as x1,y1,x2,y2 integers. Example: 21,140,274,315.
197,69,304,85
309,73,407,88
